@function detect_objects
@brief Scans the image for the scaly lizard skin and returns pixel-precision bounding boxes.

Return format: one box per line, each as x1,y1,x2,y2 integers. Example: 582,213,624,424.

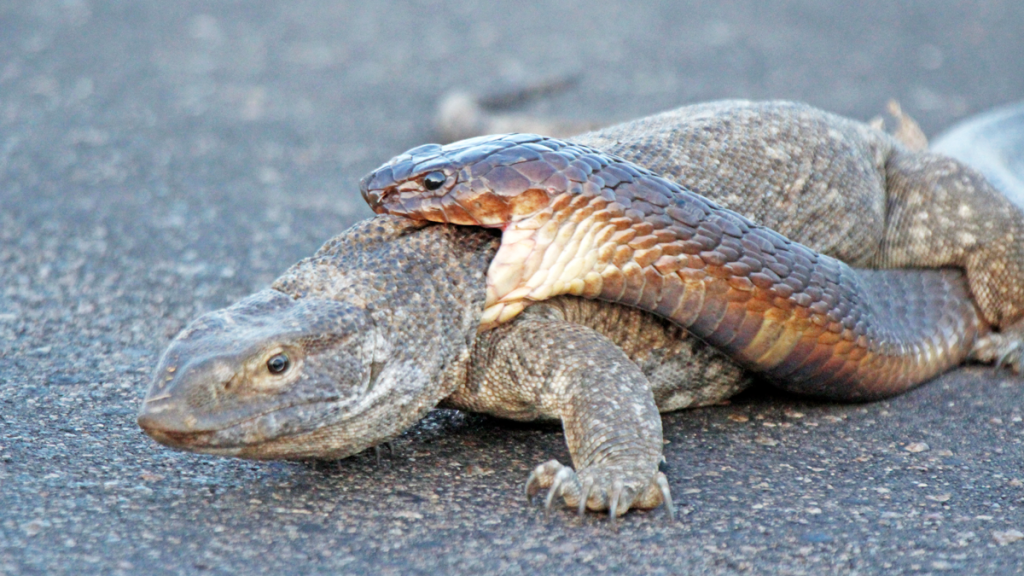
138,102,1016,519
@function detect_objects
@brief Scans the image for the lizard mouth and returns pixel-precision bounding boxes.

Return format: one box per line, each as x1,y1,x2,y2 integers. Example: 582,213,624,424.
138,426,242,455
137,397,344,458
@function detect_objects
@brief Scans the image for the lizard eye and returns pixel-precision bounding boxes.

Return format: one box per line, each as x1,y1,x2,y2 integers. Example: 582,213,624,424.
423,171,446,190
267,353,290,374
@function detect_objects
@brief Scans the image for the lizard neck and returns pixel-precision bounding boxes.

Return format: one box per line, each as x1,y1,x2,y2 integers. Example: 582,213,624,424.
271,216,500,447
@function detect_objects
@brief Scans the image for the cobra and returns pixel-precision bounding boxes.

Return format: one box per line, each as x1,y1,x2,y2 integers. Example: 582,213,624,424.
360,132,985,399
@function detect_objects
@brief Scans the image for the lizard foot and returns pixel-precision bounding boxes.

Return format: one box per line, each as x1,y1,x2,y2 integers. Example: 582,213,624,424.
972,320,1024,373
524,459,674,525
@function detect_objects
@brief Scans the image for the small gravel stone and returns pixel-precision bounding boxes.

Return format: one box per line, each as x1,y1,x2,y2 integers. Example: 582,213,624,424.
22,520,46,537
992,530,1024,545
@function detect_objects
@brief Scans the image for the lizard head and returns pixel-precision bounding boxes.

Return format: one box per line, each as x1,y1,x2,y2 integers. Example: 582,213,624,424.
137,289,408,460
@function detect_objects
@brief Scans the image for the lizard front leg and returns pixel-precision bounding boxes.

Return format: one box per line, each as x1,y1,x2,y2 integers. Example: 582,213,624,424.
447,306,673,520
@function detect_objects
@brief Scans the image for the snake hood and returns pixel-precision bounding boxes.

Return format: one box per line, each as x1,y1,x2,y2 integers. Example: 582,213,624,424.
359,133,599,228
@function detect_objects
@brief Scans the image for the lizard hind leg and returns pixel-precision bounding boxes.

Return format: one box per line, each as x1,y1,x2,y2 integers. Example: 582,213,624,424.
972,322,1024,373
882,152,1024,332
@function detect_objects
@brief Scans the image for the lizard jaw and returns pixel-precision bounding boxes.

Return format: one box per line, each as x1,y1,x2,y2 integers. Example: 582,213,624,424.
136,397,376,460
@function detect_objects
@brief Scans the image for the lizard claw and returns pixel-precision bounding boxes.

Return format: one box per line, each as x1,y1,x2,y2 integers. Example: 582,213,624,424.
525,460,565,503
578,476,595,520
523,459,673,522
609,480,624,529
373,442,393,467
997,346,1022,371
543,466,577,520
656,472,675,520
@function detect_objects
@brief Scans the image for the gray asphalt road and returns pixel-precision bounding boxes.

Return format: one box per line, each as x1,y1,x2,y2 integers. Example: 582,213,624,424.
3,1,1024,574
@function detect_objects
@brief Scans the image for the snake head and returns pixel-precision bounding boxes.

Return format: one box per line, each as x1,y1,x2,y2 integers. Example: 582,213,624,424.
359,133,571,228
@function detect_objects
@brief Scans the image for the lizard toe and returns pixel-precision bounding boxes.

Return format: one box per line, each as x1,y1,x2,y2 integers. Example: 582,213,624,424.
525,459,568,503
972,320,1024,374
543,466,580,520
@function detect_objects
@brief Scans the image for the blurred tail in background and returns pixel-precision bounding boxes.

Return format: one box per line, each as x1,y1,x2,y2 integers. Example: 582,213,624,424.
932,100,1024,208
434,74,603,142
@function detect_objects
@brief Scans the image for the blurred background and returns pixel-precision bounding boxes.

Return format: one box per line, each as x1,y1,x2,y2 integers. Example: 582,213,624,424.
5,1,1023,207
2,1,1024,574
6,0,1023,292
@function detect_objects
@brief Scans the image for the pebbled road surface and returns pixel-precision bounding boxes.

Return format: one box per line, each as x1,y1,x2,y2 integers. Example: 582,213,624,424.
2,1,1024,574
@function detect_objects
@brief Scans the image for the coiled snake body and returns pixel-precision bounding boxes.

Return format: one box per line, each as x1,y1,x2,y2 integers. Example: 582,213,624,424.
364,153,976,399
361,101,1024,399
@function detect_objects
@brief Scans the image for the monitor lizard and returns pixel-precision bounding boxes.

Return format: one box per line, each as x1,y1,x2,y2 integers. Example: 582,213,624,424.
137,101,1018,521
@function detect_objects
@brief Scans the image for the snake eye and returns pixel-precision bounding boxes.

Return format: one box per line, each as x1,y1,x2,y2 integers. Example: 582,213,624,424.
267,353,290,374
423,171,446,190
